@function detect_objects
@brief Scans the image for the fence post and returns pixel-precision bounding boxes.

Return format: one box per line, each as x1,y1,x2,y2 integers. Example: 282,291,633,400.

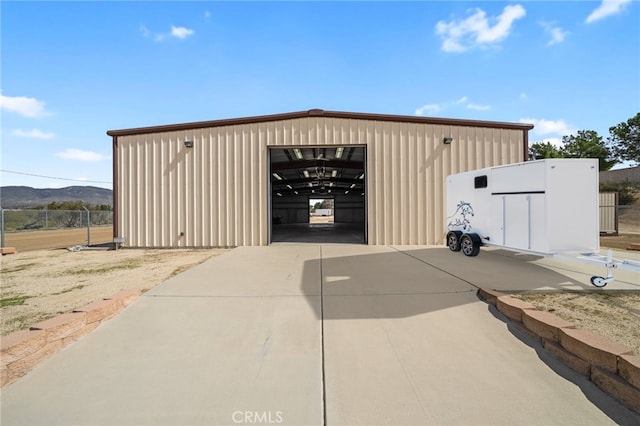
1,208,5,248
45,208,48,230
83,207,91,246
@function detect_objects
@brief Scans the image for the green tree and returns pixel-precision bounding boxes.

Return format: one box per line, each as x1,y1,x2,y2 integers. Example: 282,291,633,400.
529,141,563,160
560,130,616,171
608,113,640,165
47,200,84,210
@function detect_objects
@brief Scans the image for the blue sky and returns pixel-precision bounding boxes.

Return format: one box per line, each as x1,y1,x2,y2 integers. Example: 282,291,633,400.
1,1,638,190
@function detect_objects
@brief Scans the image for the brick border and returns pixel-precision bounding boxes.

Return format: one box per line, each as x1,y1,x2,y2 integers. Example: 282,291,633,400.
478,288,640,415
1,290,140,387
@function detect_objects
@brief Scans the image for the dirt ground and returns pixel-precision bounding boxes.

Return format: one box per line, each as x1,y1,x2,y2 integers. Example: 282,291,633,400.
1,248,227,335
310,215,334,223
512,292,640,355
3,227,113,252
600,233,640,250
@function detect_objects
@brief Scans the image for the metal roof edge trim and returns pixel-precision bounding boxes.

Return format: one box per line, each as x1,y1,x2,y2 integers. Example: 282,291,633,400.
106,109,535,136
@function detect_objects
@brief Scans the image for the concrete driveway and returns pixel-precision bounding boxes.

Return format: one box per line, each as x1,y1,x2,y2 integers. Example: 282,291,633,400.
2,245,638,425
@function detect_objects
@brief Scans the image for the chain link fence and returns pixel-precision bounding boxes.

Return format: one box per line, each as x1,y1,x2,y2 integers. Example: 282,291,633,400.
1,209,112,232
1,209,113,249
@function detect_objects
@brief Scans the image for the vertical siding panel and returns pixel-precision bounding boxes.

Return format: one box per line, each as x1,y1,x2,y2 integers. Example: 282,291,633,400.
195,129,203,246
135,139,142,246
408,124,416,244
383,122,393,244
154,135,162,247
144,138,152,246
218,129,227,247
425,126,434,245
164,133,172,246
211,130,219,246
415,125,424,244
374,124,382,244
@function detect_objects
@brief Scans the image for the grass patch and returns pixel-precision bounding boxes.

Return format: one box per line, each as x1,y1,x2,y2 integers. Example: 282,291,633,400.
51,284,85,295
1,295,31,308
62,259,143,276
1,263,38,274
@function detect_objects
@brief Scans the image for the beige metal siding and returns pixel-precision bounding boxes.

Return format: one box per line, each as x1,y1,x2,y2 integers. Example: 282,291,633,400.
599,192,618,234
116,117,524,247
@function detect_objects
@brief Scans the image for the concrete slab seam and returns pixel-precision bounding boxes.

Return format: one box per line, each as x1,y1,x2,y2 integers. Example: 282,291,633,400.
391,246,481,290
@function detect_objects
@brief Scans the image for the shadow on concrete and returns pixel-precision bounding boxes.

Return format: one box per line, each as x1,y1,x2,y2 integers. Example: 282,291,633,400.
486,304,640,425
272,223,365,244
301,246,588,320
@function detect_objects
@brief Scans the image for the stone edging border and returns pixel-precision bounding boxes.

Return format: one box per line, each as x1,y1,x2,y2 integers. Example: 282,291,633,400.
1,290,140,387
478,288,640,415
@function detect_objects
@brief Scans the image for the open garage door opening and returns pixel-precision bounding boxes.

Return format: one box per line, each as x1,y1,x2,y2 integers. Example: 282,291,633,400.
270,146,367,244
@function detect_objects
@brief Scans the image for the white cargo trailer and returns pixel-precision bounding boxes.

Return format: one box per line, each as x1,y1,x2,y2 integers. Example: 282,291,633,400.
445,159,638,287
313,208,333,217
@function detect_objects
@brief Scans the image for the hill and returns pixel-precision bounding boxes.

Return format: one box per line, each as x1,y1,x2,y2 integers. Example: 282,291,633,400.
0,186,113,209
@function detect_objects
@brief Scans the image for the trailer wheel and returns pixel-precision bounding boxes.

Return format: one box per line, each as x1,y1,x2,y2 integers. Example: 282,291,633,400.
590,276,608,288
446,231,462,252
460,233,481,257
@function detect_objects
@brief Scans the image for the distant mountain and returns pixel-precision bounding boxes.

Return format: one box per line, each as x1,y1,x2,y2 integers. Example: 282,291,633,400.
0,186,113,209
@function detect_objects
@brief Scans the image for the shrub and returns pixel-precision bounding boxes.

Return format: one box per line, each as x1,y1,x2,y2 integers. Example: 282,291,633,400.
600,182,638,205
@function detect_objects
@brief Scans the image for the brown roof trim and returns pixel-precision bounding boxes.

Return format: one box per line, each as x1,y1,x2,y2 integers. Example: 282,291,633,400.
106,109,534,136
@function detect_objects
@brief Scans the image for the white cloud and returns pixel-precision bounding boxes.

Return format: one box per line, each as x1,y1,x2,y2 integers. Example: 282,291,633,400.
171,26,194,39
586,0,631,23
204,11,211,19
141,24,194,41
11,128,55,139
537,138,563,148
540,21,568,46
436,4,526,52
0,93,52,117
520,93,528,99
467,103,491,111
416,96,492,115
55,149,109,162
519,118,575,136
415,104,441,116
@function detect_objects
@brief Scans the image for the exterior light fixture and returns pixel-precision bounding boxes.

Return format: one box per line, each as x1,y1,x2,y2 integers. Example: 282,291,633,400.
303,170,310,178
293,148,303,159
443,137,453,145
361,192,364,196
331,170,337,177
328,189,332,193
184,140,194,148
272,172,283,180
311,189,315,193
335,147,344,158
